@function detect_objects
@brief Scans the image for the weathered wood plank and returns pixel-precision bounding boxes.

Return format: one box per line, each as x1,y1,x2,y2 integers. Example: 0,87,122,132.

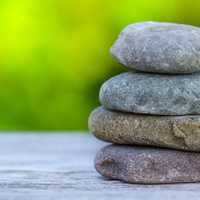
0,133,199,199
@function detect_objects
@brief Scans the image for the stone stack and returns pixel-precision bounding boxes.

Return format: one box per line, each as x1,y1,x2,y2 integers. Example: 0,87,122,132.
88,22,200,184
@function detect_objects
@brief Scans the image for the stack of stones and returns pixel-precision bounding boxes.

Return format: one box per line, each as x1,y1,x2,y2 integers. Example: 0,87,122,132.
88,22,200,184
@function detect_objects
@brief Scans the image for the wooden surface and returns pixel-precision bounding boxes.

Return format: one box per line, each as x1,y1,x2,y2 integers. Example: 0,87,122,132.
0,133,200,199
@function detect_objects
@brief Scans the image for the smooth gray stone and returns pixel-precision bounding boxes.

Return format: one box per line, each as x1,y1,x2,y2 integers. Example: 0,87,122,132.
95,145,200,184
111,21,200,74
99,72,200,115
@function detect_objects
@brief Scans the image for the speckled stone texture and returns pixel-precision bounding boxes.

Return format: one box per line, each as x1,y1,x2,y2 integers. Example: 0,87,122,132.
95,145,200,184
100,72,200,115
89,107,200,151
111,21,200,74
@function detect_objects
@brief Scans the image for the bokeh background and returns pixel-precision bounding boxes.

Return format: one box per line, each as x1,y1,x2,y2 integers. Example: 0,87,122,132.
1,0,200,131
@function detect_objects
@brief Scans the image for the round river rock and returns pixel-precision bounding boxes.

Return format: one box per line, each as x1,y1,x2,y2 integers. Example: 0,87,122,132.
89,107,200,151
99,72,200,115
95,145,200,184
111,21,200,74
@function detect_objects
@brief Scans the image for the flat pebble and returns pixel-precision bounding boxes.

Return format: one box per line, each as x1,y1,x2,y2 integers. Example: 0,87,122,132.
89,107,200,151
111,21,200,74
100,72,200,115
95,145,200,184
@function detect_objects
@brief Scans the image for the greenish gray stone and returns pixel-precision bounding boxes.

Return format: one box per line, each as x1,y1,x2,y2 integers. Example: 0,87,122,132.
89,107,200,151
99,72,200,115
111,21,200,74
95,145,200,184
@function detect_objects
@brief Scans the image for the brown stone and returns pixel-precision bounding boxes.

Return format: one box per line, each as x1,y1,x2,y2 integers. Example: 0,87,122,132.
95,145,200,184
89,107,200,151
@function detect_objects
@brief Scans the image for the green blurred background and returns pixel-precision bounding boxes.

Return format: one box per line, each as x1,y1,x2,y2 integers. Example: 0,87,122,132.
1,0,200,131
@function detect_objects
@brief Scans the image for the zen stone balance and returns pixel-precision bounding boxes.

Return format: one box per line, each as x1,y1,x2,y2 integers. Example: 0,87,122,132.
88,21,200,184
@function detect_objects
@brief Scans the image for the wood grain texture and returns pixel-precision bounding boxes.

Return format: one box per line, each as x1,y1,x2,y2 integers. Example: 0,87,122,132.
0,133,199,199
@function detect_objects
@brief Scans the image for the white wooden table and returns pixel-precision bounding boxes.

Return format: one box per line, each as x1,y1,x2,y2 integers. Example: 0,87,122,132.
0,133,200,200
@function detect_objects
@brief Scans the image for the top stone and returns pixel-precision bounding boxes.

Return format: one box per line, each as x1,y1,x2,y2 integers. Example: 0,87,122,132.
111,22,200,74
